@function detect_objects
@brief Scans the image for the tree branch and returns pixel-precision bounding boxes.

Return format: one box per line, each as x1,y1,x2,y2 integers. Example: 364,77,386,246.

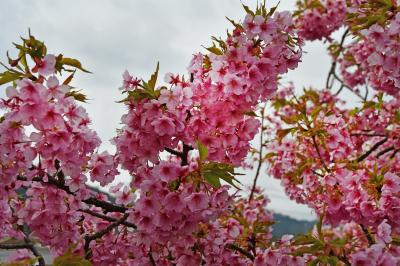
84,213,129,259
226,243,255,261
360,224,374,246
165,143,193,166
376,146,395,158
148,251,156,266
0,240,46,266
23,237,46,266
350,133,387,137
356,137,388,162
18,174,128,213
80,209,136,228
311,135,330,173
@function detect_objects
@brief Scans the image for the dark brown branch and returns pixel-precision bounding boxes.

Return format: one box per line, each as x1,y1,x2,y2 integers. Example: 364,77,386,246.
360,224,374,246
84,213,129,259
80,209,136,228
311,169,324,177
376,146,395,158
83,197,127,213
23,237,46,266
249,103,267,201
164,147,182,157
326,28,350,90
356,137,388,162
148,251,156,266
350,133,387,137
226,243,255,261
311,135,330,173
18,174,127,213
0,240,45,266
0,242,32,249
165,143,193,166
391,149,399,159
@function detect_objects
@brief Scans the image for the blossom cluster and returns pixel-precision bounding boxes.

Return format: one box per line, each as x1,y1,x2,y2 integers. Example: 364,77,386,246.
1,1,400,265
340,13,400,95
294,0,347,41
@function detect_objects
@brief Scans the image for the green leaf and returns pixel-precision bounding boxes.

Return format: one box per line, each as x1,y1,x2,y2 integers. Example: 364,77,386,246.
53,248,92,266
292,233,319,245
395,110,400,123
201,162,241,189
242,4,255,16
63,71,75,85
204,172,222,188
60,57,91,73
147,62,159,91
204,43,223,56
267,2,280,17
276,127,296,141
318,255,339,266
225,17,243,29
0,71,22,85
243,110,259,117
330,237,347,248
65,90,88,102
196,140,208,161
263,152,277,160
348,107,360,116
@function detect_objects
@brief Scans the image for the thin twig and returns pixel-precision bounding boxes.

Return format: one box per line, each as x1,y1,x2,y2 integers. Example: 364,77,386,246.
326,28,350,90
249,103,267,201
311,135,330,173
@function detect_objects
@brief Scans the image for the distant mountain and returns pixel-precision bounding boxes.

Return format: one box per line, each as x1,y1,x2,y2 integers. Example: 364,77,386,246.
271,213,315,238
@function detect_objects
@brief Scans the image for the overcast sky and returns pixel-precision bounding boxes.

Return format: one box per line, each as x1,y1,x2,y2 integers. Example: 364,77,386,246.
0,0,343,221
